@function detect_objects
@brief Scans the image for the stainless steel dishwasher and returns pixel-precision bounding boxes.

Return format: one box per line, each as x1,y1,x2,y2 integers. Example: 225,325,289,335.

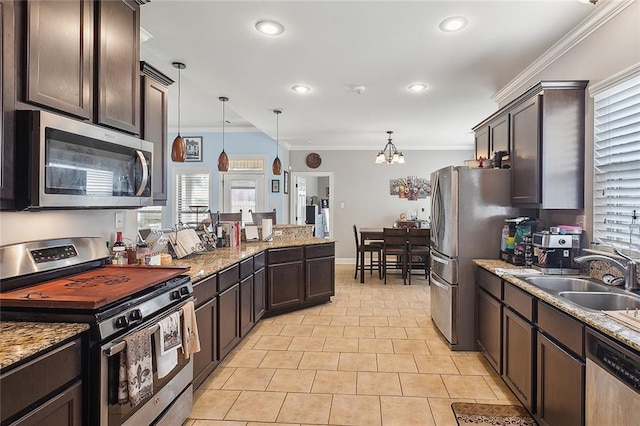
586,329,640,425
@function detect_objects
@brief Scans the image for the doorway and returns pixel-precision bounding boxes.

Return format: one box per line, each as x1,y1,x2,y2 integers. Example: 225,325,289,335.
290,172,334,239
219,173,266,225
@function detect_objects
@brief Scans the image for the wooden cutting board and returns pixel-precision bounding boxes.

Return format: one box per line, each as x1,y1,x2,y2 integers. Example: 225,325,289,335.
0,265,190,310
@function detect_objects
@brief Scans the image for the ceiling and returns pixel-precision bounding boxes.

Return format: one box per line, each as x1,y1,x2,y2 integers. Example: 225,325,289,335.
140,1,597,151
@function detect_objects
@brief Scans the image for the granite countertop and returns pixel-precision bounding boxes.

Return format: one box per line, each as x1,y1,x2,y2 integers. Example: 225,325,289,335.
474,259,640,353
0,321,89,371
171,237,334,283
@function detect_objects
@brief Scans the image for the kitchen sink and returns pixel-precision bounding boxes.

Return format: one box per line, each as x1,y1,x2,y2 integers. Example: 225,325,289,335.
524,276,609,293
558,291,640,312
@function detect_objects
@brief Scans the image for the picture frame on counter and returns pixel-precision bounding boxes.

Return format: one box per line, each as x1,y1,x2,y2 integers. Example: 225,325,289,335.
283,171,289,194
185,136,203,162
271,179,280,193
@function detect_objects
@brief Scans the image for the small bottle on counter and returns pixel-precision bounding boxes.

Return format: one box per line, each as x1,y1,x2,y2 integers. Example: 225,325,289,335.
136,242,150,265
112,232,127,266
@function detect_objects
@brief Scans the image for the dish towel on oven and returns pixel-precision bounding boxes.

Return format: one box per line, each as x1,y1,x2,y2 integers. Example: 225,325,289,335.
154,312,182,378
181,301,201,358
119,328,153,406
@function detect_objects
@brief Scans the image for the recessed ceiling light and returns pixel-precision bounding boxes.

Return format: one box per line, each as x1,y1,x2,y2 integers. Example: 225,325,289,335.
439,16,468,32
292,85,311,94
255,20,285,36
576,0,597,4
408,83,428,92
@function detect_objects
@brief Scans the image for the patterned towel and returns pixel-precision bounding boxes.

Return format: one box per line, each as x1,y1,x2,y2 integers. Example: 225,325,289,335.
155,313,181,378
181,301,201,358
121,328,153,407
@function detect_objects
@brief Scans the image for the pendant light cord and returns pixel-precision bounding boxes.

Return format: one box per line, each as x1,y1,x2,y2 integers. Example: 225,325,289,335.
222,100,225,151
276,112,279,158
177,67,181,136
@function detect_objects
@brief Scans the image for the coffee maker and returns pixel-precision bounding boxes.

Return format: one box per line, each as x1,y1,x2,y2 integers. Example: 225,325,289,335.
532,231,581,274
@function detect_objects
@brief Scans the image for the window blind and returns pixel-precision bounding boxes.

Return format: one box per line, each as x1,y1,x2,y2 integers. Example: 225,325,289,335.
175,171,210,225
593,74,640,251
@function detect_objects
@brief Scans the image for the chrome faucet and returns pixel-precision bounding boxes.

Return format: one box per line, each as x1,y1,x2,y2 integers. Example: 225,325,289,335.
574,249,638,292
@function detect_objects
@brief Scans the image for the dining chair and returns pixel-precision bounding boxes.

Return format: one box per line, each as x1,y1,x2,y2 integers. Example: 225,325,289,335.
382,227,409,285
250,209,277,225
217,210,242,223
407,227,430,285
353,225,382,282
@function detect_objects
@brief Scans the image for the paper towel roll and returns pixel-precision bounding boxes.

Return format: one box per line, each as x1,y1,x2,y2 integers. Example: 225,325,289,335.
262,219,273,241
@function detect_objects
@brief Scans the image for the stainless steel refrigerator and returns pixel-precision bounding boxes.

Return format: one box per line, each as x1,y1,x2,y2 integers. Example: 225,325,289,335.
430,166,516,350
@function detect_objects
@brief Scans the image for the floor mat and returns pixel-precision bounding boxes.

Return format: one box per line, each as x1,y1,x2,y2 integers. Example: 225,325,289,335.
451,402,536,425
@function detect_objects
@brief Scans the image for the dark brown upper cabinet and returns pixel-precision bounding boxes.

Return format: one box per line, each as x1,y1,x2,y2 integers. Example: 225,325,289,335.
474,125,489,161
25,0,94,120
141,62,173,205
96,0,140,135
473,81,587,209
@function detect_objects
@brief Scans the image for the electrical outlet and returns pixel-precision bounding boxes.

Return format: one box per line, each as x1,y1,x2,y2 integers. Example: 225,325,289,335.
274,230,283,237
576,215,585,227
114,212,124,229
340,202,345,209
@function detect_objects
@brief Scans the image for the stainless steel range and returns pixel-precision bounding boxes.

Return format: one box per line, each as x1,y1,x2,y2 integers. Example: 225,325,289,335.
0,237,194,425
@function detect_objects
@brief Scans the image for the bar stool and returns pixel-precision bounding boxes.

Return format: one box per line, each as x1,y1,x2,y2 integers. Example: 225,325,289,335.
353,225,382,282
407,227,430,285
382,227,409,285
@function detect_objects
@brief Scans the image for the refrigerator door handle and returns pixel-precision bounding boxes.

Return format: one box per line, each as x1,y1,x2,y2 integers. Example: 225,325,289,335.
431,278,449,290
431,174,440,248
431,254,449,265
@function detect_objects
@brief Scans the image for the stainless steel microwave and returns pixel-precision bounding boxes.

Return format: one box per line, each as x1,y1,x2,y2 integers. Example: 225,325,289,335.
16,110,153,210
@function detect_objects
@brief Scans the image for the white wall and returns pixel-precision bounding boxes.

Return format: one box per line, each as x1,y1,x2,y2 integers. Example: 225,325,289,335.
0,210,140,247
289,149,472,260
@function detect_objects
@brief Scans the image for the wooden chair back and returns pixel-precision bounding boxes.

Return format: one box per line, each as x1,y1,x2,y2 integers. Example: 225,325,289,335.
408,228,430,249
251,210,276,225
383,228,408,252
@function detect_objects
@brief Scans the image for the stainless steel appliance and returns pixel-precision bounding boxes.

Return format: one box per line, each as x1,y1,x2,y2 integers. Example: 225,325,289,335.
586,329,640,425
16,110,153,210
0,237,194,425
430,166,516,350
532,231,581,274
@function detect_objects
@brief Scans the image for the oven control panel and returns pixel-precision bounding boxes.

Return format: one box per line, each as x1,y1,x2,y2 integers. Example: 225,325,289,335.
30,245,78,263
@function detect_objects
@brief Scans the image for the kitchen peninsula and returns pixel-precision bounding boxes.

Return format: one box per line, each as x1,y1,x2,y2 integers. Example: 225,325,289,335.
161,235,335,388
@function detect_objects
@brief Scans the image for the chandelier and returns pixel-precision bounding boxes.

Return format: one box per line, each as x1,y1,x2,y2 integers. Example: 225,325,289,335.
375,131,405,164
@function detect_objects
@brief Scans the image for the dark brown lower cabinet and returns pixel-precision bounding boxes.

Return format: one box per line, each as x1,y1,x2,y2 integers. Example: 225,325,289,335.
305,255,334,301
218,283,240,360
476,287,502,374
193,296,217,389
1,337,83,425
11,380,82,426
503,307,534,412
536,332,584,426
254,267,266,322
267,260,304,310
240,275,253,337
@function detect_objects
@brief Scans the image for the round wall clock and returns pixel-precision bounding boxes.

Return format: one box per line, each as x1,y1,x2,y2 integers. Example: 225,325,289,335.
306,153,322,169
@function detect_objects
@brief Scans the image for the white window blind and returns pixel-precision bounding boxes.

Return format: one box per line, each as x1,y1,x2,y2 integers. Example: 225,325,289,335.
593,74,640,252
175,171,210,225
137,205,162,229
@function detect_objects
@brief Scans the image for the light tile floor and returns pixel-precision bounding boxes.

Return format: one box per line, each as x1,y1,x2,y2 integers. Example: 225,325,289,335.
186,265,520,426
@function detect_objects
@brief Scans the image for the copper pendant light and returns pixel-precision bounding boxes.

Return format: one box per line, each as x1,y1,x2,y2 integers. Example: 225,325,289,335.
272,109,282,175
171,62,187,162
217,97,229,172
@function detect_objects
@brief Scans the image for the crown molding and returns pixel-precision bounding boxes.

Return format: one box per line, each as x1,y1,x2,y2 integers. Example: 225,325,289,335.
492,0,635,105
588,61,640,97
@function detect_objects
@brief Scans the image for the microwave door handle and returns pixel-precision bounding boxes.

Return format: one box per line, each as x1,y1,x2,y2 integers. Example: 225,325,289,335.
134,150,149,197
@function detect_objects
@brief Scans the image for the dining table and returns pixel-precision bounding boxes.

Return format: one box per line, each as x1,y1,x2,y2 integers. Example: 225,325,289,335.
359,227,431,283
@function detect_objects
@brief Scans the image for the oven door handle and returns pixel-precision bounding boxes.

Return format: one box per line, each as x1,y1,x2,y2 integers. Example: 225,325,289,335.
103,301,190,357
